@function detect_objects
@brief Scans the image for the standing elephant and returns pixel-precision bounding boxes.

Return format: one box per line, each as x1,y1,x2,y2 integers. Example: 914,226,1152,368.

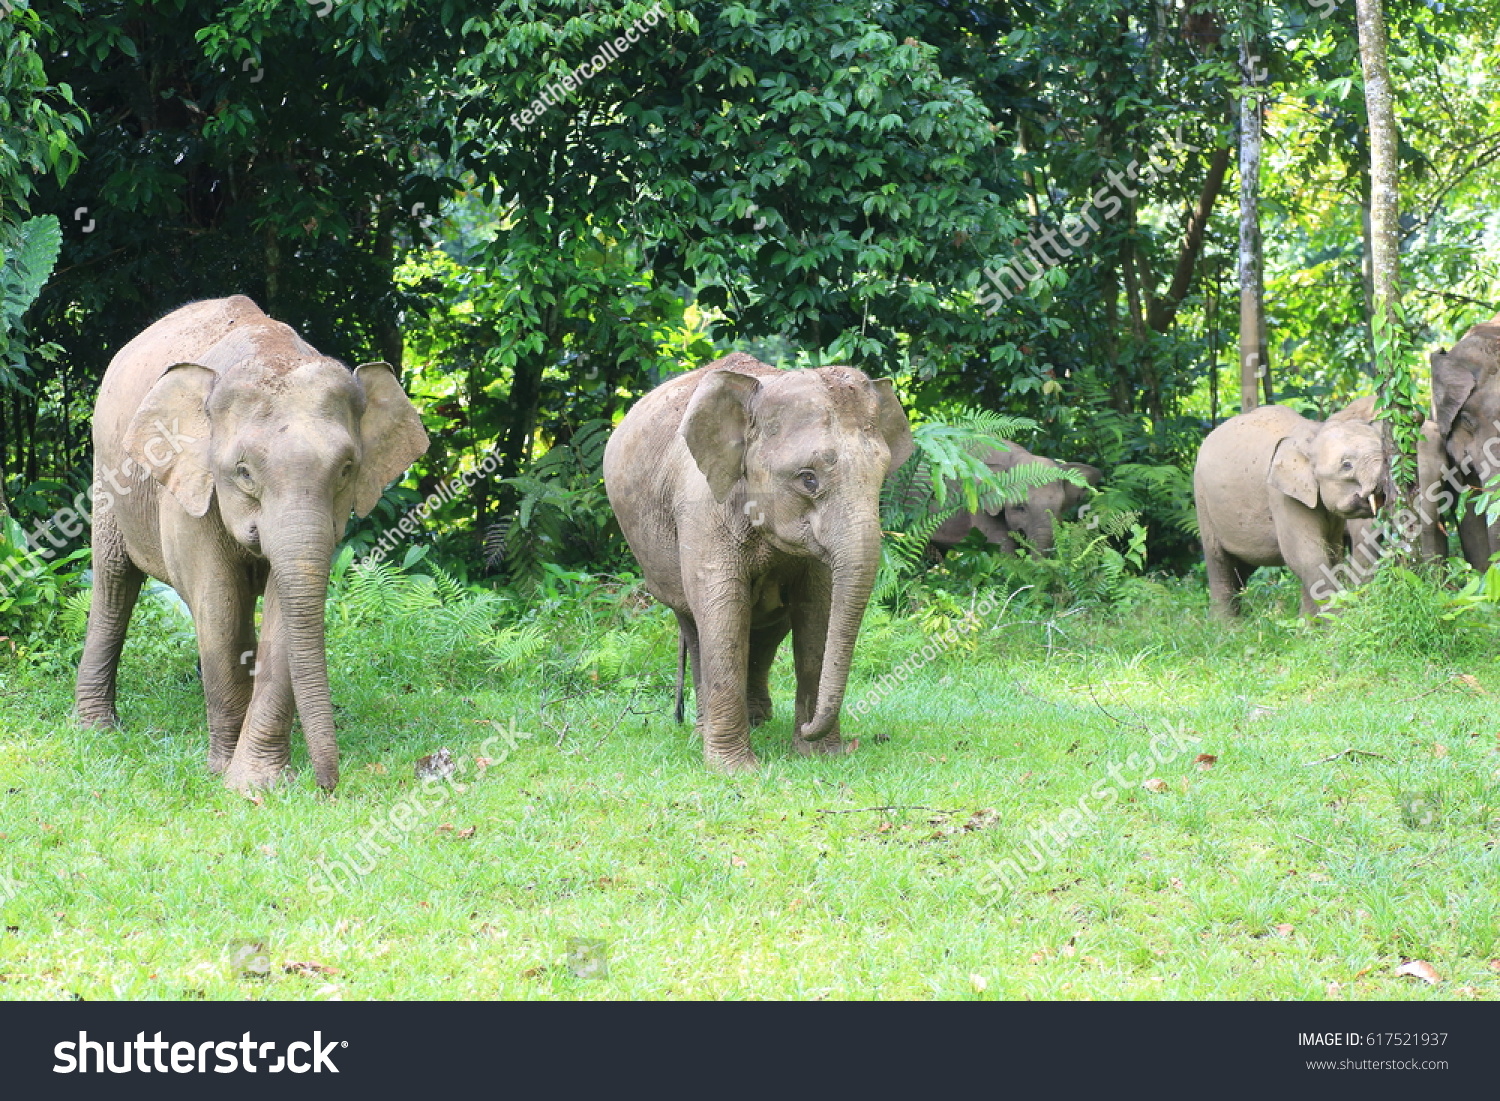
1329,396,1446,565
927,442,1101,555
603,352,913,771
74,296,428,792
1193,404,1390,617
1430,313,1500,570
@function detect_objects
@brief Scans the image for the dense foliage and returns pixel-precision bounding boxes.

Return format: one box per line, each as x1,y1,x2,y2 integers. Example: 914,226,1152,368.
4,0,1499,583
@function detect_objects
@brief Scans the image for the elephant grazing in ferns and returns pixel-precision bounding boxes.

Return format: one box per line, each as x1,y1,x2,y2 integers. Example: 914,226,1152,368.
603,353,913,771
74,296,428,792
926,441,1101,556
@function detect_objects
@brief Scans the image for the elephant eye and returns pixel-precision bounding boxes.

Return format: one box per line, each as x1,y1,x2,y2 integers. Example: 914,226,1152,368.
234,462,254,486
797,469,819,493
339,461,354,483
1340,460,1353,472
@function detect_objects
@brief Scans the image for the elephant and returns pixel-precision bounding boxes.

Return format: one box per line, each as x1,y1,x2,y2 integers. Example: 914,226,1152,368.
926,442,1101,556
74,296,428,792
1329,396,1446,565
1430,313,1500,570
603,352,913,771
1193,403,1390,617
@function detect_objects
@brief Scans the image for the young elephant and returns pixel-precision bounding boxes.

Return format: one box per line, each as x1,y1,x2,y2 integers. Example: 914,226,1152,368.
75,296,428,792
1193,404,1389,617
927,442,1101,555
1329,396,1446,565
603,353,913,771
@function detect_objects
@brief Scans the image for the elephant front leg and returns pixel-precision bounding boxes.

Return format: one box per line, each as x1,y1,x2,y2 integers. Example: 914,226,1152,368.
689,584,756,772
181,568,259,775
788,566,850,757
221,577,298,792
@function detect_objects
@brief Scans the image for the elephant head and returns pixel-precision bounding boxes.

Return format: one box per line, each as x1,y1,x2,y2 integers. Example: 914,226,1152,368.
680,364,913,744
929,442,1100,555
1267,416,1388,520
121,352,427,789
1432,315,1500,482
989,451,1102,554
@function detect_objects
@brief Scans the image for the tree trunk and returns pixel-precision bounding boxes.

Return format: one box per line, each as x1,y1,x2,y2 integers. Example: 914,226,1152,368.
1237,40,1269,414
1149,144,1232,334
1357,0,1423,493
1357,0,1400,332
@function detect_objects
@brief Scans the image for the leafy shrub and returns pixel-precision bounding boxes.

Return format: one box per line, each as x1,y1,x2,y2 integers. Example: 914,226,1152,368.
989,510,1152,609
491,420,627,586
1322,559,1488,662
0,514,88,657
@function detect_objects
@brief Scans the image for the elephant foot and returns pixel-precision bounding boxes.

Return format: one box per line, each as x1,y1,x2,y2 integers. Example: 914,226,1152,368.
74,706,121,730
793,733,856,758
207,739,239,775
221,758,297,795
747,697,773,727
704,746,759,773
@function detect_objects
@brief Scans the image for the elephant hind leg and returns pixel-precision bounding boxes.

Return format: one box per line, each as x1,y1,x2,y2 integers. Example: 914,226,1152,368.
747,618,791,727
1203,537,1252,619
673,612,701,725
75,514,146,728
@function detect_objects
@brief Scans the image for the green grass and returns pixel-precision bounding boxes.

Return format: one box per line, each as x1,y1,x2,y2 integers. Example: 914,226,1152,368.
1,565,1499,999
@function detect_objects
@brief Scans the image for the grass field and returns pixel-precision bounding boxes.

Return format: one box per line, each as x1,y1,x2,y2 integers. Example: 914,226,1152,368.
1,561,1498,999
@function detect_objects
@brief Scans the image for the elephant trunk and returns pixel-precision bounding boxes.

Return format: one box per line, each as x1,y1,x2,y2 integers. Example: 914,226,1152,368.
797,518,882,742
265,512,339,790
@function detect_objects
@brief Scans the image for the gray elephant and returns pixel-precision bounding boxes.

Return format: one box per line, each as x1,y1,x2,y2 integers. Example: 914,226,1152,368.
1430,313,1500,570
1193,404,1389,617
74,296,428,792
927,442,1101,555
1330,396,1446,565
603,352,913,771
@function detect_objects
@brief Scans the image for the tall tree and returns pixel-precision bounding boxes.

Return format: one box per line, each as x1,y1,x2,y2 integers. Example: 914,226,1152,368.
1237,36,1268,413
1356,0,1422,488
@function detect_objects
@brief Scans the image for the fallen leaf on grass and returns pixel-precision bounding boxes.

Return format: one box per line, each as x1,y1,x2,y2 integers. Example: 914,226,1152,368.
435,824,477,839
1194,754,1218,770
1394,960,1442,985
926,808,1001,839
1488,959,1500,974
729,855,747,867
414,748,455,780
1142,778,1169,793
282,961,340,978
1455,673,1486,695
969,973,988,992
1434,743,1449,758
1272,923,1295,937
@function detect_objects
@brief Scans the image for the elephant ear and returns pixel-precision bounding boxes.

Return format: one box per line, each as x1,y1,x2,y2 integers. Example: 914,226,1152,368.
1268,435,1319,509
1431,350,1474,437
353,362,430,518
868,378,915,472
124,363,216,518
681,368,762,502
1059,462,1102,507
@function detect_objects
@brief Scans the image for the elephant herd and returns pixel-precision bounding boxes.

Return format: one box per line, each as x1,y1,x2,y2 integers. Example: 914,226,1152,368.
71,297,1500,790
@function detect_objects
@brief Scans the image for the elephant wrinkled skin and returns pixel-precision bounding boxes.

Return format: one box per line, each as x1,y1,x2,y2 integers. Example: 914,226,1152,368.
1430,313,1500,570
74,296,428,792
927,441,1101,555
603,353,913,771
1194,404,1389,617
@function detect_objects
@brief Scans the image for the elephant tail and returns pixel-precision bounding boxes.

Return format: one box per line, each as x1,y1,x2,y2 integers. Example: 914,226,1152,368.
674,629,687,724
